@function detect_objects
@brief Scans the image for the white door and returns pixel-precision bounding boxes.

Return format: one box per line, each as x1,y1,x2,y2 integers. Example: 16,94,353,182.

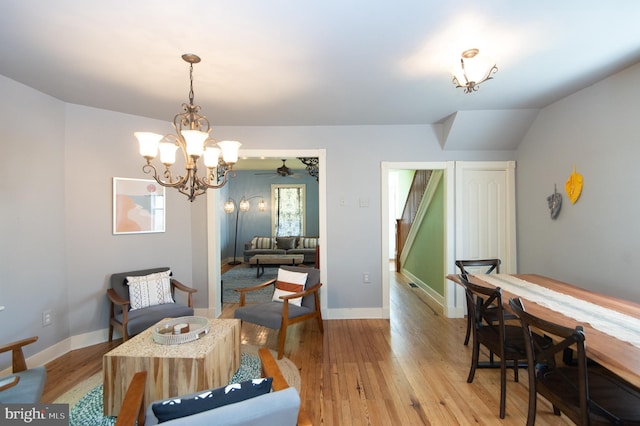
449,161,517,316
455,161,516,271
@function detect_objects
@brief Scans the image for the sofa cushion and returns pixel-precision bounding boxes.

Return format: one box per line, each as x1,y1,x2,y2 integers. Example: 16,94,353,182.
126,270,174,310
235,302,314,329
151,377,273,423
297,237,319,249
276,236,297,250
251,236,275,250
116,303,194,336
272,268,308,307
245,248,287,257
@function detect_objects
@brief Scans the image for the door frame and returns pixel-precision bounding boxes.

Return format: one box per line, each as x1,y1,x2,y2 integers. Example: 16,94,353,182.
382,160,516,319
381,161,459,318
206,149,327,318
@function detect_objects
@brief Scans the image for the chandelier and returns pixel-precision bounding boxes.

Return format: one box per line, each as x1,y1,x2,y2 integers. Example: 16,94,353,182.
452,49,498,93
135,54,241,202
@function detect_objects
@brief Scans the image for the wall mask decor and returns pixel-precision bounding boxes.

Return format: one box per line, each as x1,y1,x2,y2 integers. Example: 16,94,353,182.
547,184,562,220
565,165,583,204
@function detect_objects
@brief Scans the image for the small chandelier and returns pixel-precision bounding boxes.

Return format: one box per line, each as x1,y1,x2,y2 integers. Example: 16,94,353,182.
452,48,498,93
135,53,241,202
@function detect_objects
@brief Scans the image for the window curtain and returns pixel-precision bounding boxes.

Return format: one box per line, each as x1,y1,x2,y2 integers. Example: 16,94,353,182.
275,187,303,236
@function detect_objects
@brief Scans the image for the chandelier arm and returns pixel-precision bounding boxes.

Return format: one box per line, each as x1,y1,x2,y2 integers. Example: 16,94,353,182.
142,163,190,189
203,169,235,190
480,65,498,83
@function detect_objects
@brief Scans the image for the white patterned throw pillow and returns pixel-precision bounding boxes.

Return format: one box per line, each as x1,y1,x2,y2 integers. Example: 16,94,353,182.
272,268,308,307
126,270,175,310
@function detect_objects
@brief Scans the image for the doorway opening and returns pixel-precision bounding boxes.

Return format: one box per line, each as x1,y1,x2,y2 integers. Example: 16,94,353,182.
381,161,458,319
206,149,327,318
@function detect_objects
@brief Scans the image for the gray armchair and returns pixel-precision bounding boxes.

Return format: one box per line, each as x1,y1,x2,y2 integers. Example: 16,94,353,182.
115,348,308,426
107,267,197,341
0,336,46,403
234,266,323,359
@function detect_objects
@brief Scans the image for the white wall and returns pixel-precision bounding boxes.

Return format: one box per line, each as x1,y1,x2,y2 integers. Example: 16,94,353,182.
0,74,515,367
0,75,67,359
516,61,640,302
201,125,514,311
63,104,197,342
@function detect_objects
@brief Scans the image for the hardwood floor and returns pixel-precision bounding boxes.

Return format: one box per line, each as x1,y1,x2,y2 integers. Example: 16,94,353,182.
42,268,573,425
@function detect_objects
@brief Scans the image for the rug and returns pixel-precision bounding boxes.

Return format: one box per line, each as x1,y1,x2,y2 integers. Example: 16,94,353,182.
222,264,277,303
56,346,300,426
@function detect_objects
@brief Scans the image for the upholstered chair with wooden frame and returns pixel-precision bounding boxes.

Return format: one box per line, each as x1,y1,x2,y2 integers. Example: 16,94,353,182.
0,336,46,403
509,297,640,425
234,265,323,359
455,258,509,346
114,348,308,426
107,267,197,342
460,274,537,419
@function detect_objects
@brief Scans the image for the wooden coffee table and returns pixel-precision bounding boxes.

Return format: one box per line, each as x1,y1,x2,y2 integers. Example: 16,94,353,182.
103,318,240,416
249,254,305,277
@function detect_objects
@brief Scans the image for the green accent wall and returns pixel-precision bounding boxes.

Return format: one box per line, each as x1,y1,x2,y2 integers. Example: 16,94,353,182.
403,176,445,296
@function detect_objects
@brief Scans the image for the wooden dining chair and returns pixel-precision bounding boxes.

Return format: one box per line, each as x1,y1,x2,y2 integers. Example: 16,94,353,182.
460,274,542,419
455,259,511,346
509,297,640,425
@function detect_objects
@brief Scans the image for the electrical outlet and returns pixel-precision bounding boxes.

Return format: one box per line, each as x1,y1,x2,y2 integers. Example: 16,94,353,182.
363,273,371,283
42,310,52,327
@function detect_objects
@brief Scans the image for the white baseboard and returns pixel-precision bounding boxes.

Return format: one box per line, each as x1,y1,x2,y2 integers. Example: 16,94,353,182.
326,307,389,319
400,269,446,310
70,328,111,350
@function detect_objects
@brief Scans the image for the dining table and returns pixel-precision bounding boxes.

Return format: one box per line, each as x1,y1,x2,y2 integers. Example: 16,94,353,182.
446,273,640,389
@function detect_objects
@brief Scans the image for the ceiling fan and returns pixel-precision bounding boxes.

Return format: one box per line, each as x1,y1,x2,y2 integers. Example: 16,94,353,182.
255,159,296,177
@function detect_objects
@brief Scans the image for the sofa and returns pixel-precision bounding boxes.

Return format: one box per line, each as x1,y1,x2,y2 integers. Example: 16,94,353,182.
243,236,319,264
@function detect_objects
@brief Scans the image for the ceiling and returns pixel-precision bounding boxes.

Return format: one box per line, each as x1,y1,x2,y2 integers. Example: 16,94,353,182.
2,1,640,150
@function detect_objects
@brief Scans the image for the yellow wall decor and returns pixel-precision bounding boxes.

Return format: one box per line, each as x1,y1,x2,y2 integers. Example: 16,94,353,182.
565,166,583,204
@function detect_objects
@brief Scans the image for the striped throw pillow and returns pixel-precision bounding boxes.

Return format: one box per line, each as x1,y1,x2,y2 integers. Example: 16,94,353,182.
298,237,319,249
251,236,274,249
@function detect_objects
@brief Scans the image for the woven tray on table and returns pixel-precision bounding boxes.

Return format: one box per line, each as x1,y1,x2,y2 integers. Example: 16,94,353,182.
152,316,209,345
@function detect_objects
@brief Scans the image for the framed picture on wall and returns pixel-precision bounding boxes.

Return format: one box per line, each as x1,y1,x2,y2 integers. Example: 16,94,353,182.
113,177,165,234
